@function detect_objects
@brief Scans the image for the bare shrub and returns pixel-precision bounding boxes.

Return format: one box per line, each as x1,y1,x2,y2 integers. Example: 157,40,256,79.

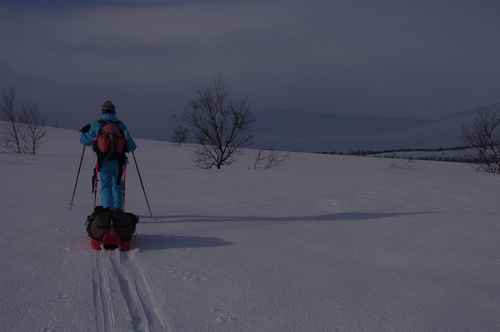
253,149,289,170
0,89,22,153
0,88,48,155
19,105,48,155
184,79,254,169
171,125,189,144
463,109,500,173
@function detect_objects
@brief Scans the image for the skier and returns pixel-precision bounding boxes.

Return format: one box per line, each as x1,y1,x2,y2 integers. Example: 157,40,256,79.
80,100,138,250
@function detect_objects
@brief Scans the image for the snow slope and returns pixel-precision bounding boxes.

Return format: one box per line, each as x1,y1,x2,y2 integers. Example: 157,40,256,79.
1,127,500,331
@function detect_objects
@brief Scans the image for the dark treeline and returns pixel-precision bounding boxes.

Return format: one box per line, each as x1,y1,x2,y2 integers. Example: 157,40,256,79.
319,145,479,164
349,145,473,156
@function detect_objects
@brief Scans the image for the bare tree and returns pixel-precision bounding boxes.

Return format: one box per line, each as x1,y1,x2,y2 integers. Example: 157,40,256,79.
253,149,289,170
185,79,254,169
171,124,189,144
19,105,48,155
0,88,22,153
0,88,48,155
463,109,500,173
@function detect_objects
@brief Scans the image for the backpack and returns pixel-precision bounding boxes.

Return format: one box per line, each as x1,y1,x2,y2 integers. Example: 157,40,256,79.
86,206,139,241
95,120,127,157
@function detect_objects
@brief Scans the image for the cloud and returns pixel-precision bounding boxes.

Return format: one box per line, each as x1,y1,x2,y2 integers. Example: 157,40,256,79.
2,2,300,83
1,0,500,148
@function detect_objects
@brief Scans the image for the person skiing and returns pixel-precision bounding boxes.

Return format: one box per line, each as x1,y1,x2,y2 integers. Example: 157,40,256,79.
80,100,137,211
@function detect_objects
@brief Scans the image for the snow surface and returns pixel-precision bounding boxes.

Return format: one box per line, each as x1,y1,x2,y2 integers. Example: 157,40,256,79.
1,127,500,331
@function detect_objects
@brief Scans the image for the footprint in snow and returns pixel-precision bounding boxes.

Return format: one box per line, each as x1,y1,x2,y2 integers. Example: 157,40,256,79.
40,327,55,332
182,271,208,282
165,265,208,281
212,307,237,323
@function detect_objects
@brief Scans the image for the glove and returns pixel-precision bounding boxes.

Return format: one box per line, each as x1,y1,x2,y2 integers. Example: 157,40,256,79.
80,124,91,133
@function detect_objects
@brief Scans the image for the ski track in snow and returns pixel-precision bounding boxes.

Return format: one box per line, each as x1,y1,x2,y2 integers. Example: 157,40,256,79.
92,253,115,332
92,251,169,332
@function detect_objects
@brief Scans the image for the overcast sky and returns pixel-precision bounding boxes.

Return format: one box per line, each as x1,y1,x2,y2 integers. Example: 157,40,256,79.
2,0,500,148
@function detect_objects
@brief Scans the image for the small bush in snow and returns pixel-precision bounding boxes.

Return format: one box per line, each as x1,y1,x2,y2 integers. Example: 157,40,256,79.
463,109,500,173
253,149,289,170
171,125,189,145
0,88,47,155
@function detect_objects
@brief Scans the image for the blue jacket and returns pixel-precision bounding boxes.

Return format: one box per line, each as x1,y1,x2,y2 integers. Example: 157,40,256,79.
80,113,137,152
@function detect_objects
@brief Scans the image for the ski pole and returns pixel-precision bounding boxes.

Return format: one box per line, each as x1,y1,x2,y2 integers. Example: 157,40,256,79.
121,164,127,210
132,151,153,217
69,145,86,209
93,185,97,209
92,168,98,209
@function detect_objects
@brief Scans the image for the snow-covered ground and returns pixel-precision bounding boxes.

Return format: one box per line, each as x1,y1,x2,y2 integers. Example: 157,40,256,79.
1,127,500,332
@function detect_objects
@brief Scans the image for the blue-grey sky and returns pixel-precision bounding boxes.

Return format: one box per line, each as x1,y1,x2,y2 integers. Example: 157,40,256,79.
2,0,500,150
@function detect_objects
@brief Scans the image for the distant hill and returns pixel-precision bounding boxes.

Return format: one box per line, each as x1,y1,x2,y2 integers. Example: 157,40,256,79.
252,111,432,152
253,102,500,153
47,101,499,154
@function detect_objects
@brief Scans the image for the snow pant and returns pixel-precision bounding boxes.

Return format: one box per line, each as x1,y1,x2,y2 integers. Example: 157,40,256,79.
99,160,124,209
